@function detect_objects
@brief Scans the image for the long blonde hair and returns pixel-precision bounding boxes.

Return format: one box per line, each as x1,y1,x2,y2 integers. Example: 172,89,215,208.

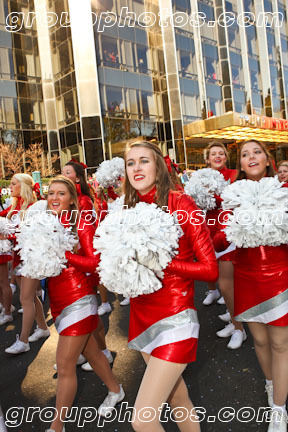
123,141,173,208
9,174,37,219
48,176,79,238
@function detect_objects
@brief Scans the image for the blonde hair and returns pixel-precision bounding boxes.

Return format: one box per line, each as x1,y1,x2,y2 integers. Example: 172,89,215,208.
9,174,36,219
278,160,288,169
204,141,229,165
48,176,79,235
123,141,173,208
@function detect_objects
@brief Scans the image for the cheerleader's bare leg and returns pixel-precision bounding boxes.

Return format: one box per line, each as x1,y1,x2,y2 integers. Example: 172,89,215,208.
34,295,48,330
218,262,243,331
267,325,288,406
51,334,90,432
93,318,106,350
19,278,41,343
0,263,12,315
132,353,200,432
82,333,120,392
247,323,272,381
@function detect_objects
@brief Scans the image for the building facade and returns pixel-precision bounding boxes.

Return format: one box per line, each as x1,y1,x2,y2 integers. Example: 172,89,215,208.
1,0,288,174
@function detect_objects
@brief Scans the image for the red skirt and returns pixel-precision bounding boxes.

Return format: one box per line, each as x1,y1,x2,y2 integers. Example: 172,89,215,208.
0,254,12,265
128,279,199,364
48,267,98,336
234,245,288,326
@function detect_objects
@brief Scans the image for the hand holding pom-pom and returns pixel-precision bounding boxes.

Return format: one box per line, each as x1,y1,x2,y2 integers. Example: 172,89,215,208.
94,202,183,297
15,211,78,279
184,168,228,211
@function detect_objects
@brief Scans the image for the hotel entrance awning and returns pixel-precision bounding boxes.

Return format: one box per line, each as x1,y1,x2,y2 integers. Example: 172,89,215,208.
184,112,288,144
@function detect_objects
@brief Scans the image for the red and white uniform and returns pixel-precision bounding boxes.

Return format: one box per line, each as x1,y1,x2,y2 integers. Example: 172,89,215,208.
128,188,218,363
48,216,99,336
213,183,288,326
233,245,288,326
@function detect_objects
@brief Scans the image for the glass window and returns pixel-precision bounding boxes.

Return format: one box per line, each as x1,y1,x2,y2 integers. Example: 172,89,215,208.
281,36,288,66
140,91,156,119
101,36,120,68
136,44,149,73
267,30,276,61
252,91,263,109
106,86,124,115
121,40,135,71
270,65,280,95
84,139,104,168
182,93,200,117
249,58,261,90
246,26,258,56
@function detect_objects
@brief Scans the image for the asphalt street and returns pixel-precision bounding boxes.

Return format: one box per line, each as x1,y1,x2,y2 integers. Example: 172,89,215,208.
0,282,276,432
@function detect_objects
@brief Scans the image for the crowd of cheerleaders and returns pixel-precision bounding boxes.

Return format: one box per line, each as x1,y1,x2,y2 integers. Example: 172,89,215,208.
0,141,287,432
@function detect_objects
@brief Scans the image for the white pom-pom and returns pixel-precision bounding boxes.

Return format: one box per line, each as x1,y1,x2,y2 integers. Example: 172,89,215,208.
107,195,125,212
26,199,47,216
94,202,182,298
0,217,14,255
3,198,11,209
184,168,228,211
221,177,288,248
15,212,78,279
95,157,125,188
0,239,12,254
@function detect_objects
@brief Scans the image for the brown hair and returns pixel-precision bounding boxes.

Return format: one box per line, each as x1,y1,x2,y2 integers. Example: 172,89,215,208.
48,176,79,244
236,140,275,180
65,161,94,202
204,141,229,165
123,141,173,208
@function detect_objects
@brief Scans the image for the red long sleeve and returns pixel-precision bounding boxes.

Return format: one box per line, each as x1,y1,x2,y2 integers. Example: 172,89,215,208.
164,193,218,282
65,219,100,278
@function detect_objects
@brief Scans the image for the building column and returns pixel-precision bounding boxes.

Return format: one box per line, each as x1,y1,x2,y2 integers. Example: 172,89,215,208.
68,0,106,168
34,0,61,171
272,0,287,118
254,0,273,116
157,0,186,165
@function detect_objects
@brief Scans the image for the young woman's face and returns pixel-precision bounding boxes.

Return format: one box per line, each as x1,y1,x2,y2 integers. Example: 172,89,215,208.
240,142,269,181
126,147,157,195
10,177,21,197
62,165,78,184
47,183,74,215
207,146,227,170
278,165,288,183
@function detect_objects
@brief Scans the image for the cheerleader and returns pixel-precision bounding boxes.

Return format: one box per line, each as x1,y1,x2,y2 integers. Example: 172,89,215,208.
2,175,49,352
123,141,218,432
61,162,113,369
202,142,236,306
278,161,288,187
44,176,124,432
215,140,288,431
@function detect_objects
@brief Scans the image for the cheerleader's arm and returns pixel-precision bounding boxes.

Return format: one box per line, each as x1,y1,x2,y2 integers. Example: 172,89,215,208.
165,196,218,282
65,221,100,275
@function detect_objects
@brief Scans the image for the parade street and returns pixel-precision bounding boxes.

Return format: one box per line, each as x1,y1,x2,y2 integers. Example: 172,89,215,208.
1,282,272,432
